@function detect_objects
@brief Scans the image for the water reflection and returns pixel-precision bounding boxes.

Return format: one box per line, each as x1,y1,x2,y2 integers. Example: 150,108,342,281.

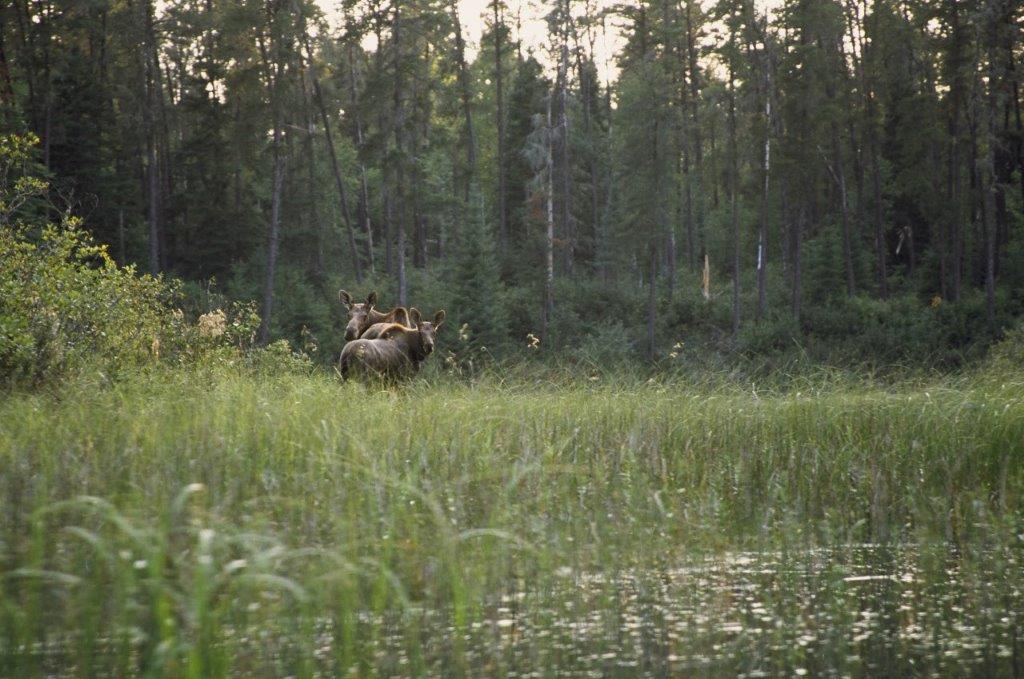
411,542,1023,676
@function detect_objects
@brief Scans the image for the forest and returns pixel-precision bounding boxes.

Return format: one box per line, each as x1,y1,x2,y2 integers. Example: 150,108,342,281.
1,0,1022,368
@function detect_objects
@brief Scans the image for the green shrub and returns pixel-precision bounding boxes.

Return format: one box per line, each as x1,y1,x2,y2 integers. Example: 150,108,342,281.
0,219,178,384
0,133,307,384
986,320,1024,375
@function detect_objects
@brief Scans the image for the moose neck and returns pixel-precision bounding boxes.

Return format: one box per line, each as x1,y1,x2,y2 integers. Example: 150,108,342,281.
396,327,426,362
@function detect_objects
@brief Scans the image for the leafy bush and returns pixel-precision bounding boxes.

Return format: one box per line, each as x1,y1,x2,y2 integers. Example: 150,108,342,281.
0,219,178,385
986,320,1024,376
0,134,313,385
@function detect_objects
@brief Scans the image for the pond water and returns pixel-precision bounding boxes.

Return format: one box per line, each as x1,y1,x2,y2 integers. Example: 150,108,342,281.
19,542,1024,676
345,542,1023,677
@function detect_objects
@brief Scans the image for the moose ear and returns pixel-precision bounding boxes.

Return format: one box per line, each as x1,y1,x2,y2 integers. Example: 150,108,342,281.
365,291,378,308
339,289,353,308
433,310,446,329
409,307,422,326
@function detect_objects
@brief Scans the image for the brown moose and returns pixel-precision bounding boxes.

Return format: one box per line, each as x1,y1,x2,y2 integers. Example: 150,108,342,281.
339,289,410,341
339,308,445,381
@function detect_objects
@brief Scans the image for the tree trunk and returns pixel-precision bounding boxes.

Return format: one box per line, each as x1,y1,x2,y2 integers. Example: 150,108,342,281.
728,53,740,337
259,133,285,345
392,3,407,307
296,2,362,283
870,139,887,297
298,53,325,278
981,11,1000,324
946,0,965,301
492,0,508,252
757,48,771,320
792,207,804,323
556,0,573,275
685,0,704,258
831,124,856,297
0,10,16,109
647,244,657,361
140,0,161,275
542,95,555,344
346,36,375,275
451,0,476,201
410,40,428,270
1013,71,1023,208
257,13,286,346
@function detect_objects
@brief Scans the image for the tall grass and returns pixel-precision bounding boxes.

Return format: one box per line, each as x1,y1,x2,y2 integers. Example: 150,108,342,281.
1,367,1022,675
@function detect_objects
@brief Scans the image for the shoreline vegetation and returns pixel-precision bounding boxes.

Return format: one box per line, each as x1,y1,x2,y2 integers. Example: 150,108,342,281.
2,366,1022,675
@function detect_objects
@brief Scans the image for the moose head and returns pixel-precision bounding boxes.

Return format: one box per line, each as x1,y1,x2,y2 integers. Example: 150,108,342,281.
407,308,446,359
339,289,378,341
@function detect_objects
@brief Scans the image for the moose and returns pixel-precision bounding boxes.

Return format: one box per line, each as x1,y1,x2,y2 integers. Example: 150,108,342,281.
338,290,445,381
339,289,410,341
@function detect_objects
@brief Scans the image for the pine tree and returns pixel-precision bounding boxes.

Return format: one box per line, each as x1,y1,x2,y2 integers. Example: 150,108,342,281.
447,188,508,353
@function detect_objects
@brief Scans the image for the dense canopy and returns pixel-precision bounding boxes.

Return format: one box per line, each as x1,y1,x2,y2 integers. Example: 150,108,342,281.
1,0,1022,367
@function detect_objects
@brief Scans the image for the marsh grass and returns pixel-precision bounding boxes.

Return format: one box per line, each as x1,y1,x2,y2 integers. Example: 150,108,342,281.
1,367,1022,675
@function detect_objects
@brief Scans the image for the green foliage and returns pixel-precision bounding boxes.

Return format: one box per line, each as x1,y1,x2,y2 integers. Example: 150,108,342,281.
0,133,318,384
0,219,177,385
446,190,509,354
987,320,1024,375
0,0,1022,374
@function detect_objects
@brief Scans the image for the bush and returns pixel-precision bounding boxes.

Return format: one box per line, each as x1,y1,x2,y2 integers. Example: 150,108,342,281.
0,133,310,385
987,320,1024,376
0,219,179,385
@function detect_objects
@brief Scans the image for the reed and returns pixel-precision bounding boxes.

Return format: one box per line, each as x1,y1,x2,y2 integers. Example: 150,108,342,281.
1,367,1022,675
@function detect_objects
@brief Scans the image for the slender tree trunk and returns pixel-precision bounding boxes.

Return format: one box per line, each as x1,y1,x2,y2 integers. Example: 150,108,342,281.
831,124,856,297
575,14,602,275
451,0,476,201
599,82,615,282
346,37,375,275
392,3,407,307
870,139,887,297
140,0,161,275
757,48,771,319
155,54,173,270
118,208,125,265
728,52,740,337
259,133,285,345
40,0,50,170
947,0,965,301
492,0,508,251
685,0,704,257
296,2,362,283
297,55,325,278
675,5,694,272
792,207,804,323
410,40,428,270
647,244,657,361
542,95,555,344
981,11,1001,324
556,0,573,274
0,11,16,109
1013,72,1023,208
384,181,394,275
257,15,285,346
850,0,888,298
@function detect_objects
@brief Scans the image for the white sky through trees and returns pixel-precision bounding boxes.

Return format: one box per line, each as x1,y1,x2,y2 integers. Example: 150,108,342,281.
317,0,624,82
317,0,784,85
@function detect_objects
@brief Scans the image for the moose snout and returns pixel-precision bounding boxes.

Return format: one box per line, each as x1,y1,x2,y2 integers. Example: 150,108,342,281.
345,324,360,341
